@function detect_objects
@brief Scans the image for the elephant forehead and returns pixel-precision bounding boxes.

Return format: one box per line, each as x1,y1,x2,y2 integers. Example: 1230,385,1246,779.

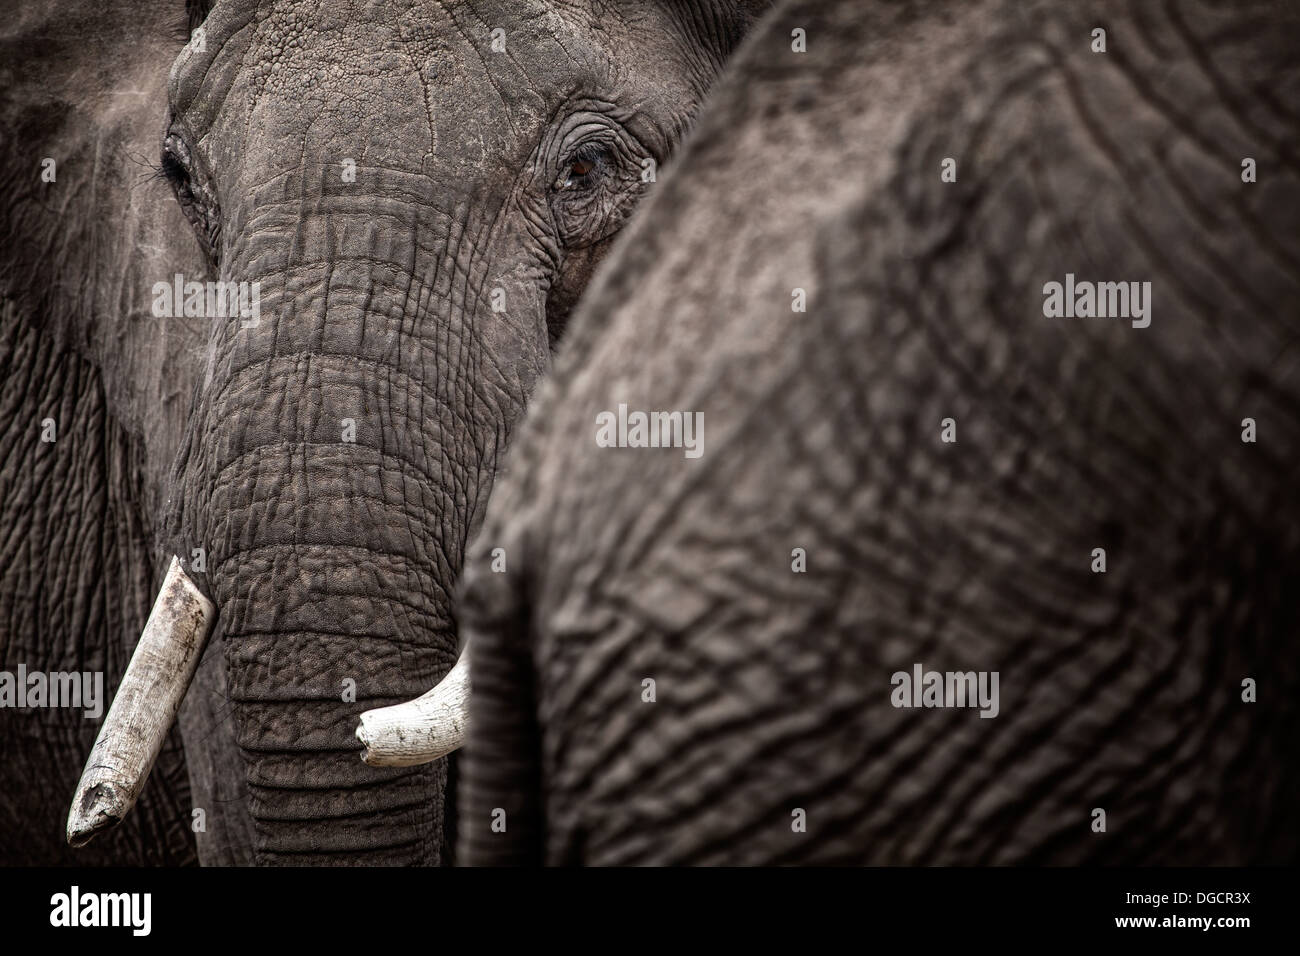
180,0,608,181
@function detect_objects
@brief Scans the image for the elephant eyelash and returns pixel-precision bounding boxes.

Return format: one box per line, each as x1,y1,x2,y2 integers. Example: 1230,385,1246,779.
159,150,189,187
571,142,606,163
158,132,221,266
556,143,610,191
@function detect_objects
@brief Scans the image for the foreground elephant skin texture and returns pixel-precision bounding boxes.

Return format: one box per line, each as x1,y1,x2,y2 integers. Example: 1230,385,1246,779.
459,0,1300,864
1,1,767,865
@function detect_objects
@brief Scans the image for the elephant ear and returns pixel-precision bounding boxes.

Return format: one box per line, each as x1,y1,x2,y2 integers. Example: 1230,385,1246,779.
0,0,209,439
0,1,209,864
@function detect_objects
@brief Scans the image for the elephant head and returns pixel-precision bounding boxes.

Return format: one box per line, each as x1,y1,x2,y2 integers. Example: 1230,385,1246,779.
55,0,770,865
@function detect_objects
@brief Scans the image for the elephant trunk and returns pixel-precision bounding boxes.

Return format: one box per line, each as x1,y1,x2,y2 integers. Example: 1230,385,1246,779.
172,187,496,863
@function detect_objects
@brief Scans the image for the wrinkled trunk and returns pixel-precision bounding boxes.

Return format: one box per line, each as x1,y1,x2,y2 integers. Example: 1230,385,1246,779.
167,171,536,863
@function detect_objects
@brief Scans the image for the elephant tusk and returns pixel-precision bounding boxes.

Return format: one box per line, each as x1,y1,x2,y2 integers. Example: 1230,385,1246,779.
66,556,214,848
356,650,470,767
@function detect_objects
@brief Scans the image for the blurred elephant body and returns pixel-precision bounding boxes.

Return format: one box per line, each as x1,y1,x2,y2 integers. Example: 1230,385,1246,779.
2,0,768,864
459,0,1300,864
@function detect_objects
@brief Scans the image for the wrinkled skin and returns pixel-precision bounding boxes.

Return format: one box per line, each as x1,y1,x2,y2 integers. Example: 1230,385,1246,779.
460,0,1300,864
1,0,210,865
2,0,766,864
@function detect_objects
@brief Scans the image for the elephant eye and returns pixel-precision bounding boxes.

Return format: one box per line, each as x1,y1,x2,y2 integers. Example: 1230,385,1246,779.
161,134,192,187
556,146,607,191
160,149,188,186
547,123,646,251
160,128,221,265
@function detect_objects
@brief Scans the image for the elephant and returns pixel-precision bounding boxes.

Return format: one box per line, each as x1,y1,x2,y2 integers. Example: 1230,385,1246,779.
453,0,1300,864
1,0,770,865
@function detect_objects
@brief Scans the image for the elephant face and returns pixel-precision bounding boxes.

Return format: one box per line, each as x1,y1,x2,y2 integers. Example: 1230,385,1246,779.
148,0,763,864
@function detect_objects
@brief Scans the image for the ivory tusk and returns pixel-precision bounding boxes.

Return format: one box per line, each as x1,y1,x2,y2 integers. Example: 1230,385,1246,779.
67,556,214,848
356,651,470,767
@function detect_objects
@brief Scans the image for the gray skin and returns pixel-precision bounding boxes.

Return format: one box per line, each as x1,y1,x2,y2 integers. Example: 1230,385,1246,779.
459,0,1300,864
1,0,767,865
1,0,211,865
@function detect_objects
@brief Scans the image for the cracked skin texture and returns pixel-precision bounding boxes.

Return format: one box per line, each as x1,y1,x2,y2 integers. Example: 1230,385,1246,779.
0,0,209,865
0,304,197,864
458,0,1300,864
